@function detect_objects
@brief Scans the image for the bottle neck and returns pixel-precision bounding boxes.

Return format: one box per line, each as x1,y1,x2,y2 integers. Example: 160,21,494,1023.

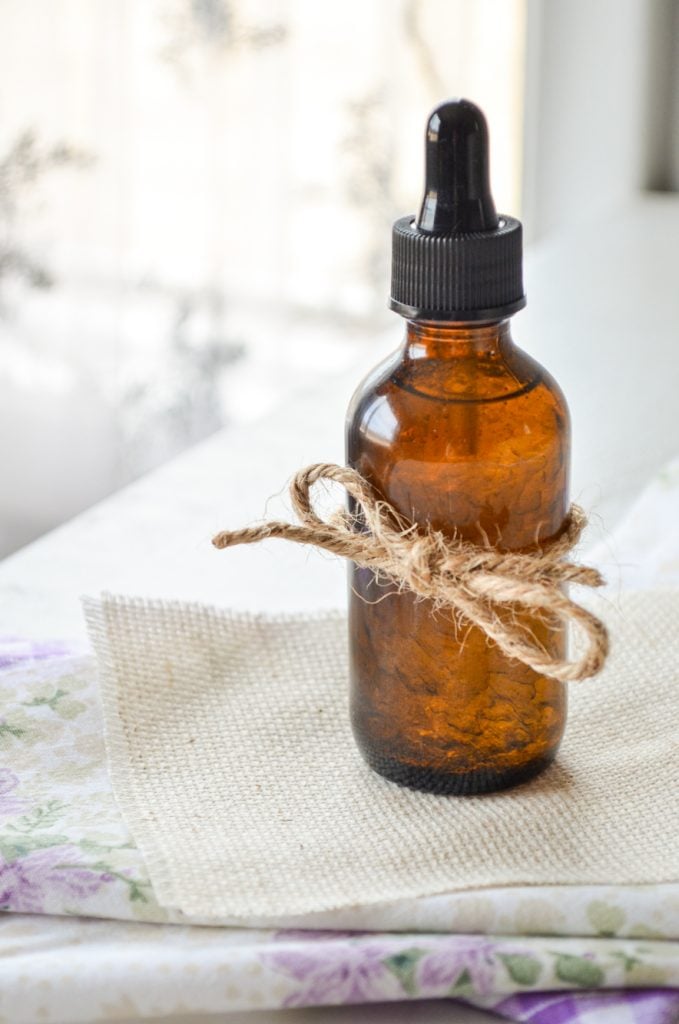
404,318,513,360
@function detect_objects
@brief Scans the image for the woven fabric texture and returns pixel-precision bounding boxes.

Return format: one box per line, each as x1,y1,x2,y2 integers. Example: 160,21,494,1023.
85,591,679,920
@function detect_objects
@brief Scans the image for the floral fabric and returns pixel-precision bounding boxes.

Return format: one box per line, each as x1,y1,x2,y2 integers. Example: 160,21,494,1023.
2,638,679,939
0,643,158,922
492,989,679,1024
2,607,679,1023
1,915,679,1023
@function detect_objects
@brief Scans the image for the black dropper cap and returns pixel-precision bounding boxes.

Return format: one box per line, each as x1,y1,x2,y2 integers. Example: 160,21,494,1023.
390,99,526,321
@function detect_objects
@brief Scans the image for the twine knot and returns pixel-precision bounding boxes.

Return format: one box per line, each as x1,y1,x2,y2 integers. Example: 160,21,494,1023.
212,463,609,683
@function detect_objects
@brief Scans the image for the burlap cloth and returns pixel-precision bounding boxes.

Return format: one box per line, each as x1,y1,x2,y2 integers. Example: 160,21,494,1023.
85,591,679,920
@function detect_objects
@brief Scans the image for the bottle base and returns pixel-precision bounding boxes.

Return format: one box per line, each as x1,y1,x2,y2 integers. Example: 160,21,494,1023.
361,747,557,796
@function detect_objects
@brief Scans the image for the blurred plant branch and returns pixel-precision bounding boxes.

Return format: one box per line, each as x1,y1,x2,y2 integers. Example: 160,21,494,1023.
402,0,446,97
162,0,287,72
342,93,398,309
121,286,244,472
0,130,92,307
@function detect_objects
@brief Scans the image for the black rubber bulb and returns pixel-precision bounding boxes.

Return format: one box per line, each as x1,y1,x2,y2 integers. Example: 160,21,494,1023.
416,99,499,235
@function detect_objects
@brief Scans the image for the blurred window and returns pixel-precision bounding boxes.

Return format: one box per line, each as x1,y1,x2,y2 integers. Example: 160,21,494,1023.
0,0,525,554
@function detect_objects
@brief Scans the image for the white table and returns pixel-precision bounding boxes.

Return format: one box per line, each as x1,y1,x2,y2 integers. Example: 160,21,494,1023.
3,196,678,642
2,196,679,1023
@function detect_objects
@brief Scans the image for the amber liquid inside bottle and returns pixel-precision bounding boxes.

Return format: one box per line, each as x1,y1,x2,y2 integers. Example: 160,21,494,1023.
346,319,570,795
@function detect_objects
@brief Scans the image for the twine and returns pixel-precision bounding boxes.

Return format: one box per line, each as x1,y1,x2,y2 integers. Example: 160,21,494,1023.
212,463,609,683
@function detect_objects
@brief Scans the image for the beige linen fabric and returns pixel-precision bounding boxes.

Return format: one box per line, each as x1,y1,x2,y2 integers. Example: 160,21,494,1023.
85,591,679,920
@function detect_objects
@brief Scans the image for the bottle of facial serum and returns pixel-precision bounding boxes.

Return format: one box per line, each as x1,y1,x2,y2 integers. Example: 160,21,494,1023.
346,99,570,795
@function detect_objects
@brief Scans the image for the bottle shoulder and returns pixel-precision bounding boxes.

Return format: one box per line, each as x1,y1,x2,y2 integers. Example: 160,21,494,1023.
346,349,403,425
346,339,570,545
346,342,570,437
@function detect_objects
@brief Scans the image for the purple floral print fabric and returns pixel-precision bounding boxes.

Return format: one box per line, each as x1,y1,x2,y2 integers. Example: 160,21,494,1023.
2,635,679,1024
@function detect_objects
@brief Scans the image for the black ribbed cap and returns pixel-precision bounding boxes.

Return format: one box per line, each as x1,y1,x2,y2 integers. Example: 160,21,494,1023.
390,99,526,321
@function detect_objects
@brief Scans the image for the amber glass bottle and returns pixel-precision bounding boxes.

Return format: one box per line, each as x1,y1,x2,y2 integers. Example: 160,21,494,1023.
346,100,570,795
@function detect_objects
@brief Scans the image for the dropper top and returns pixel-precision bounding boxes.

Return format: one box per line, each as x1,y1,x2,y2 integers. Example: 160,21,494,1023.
417,99,499,234
390,97,525,321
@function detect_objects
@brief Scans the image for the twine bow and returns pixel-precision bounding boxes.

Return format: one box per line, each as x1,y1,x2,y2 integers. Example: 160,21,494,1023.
212,463,609,683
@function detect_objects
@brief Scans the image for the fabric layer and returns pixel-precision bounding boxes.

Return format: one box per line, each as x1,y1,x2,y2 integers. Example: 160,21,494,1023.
2,914,679,1024
3,637,677,935
86,590,679,919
